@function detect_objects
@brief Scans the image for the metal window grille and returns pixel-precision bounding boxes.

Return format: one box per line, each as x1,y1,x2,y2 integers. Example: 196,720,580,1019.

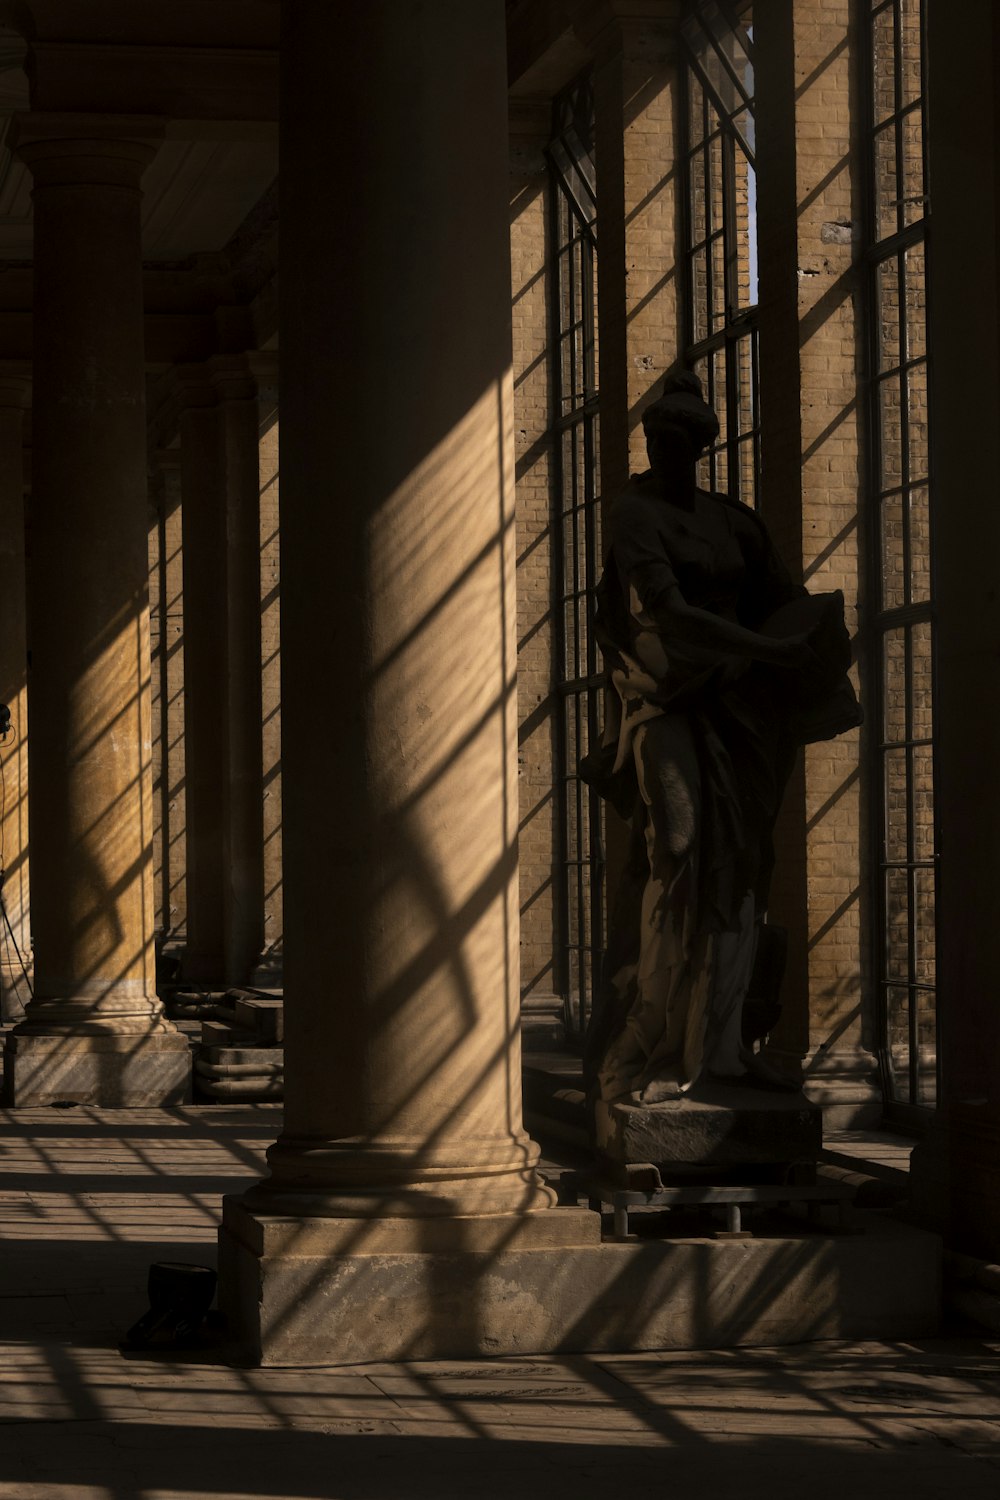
681,1,760,508
862,0,937,1113
547,74,605,1040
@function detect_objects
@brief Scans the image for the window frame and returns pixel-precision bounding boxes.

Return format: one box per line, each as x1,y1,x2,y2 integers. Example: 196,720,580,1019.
680,1,761,510
860,0,939,1123
547,73,606,1040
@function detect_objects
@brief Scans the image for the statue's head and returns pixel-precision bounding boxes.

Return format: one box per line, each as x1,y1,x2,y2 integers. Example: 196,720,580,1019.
642,371,719,478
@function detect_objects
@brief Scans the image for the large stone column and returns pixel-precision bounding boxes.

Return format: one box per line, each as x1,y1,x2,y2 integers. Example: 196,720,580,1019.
910,0,1000,1256
177,358,265,989
220,1,597,1366
176,376,226,985
3,116,189,1106
216,359,266,987
0,371,31,1022
148,449,187,956
251,364,282,986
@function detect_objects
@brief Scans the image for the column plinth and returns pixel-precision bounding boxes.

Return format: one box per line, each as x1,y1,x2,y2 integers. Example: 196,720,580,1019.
3,120,189,1104
241,1131,555,1221
218,2,599,1364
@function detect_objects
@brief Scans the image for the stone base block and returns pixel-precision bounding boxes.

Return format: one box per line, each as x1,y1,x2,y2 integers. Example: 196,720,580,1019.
250,948,284,990
596,1080,822,1174
0,962,31,1024
804,1074,884,1131
793,1043,883,1130
911,1106,1000,1260
219,1195,940,1365
3,1031,192,1106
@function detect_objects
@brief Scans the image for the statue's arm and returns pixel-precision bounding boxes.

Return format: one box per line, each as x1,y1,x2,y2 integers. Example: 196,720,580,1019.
646,581,807,667
613,497,806,669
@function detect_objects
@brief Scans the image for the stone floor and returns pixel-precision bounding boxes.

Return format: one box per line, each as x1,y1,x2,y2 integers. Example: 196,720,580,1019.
823,1126,916,1181
0,1105,998,1499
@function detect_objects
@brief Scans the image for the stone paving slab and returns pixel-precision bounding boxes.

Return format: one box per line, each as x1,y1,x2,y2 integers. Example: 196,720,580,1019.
0,1105,996,1497
0,1338,996,1497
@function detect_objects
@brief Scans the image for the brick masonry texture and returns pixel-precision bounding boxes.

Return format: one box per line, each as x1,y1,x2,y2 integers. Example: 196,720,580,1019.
793,0,869,1067
505,2,891,1077
510,121,559,1010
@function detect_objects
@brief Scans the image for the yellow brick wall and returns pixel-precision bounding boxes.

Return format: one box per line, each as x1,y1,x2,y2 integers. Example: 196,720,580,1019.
510,106,561,1025
754,0,878,1117
795,1,868,1084
591,10,684,502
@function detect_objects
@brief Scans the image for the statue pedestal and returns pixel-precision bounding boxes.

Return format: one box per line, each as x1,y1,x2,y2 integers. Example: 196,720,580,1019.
595,1078,822,1178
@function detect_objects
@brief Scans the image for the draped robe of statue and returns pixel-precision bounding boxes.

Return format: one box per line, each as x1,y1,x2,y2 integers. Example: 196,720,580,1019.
583,461,860,1105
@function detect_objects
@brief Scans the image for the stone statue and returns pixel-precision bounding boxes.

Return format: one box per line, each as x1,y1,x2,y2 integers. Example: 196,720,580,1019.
582,372,861,1110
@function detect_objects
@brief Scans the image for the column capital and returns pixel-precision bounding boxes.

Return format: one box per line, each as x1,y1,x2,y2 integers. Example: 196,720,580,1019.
170,361,220,413
245,349,279,387
0,366,30,409
11,112,163,186
154,356,268,445
508,97,551,141
169,353,276,415
150,445,182,475
207,354,258,404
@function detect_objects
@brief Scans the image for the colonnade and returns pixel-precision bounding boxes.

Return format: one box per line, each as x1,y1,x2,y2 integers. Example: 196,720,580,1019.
0,136,281,1102
3,119,189,1103
0,2,601,1358
0,0,999,1358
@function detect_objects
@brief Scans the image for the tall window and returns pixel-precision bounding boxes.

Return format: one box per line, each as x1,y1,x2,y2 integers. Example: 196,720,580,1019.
681,1,759,506
863,0,936,1111
547,75,604,1038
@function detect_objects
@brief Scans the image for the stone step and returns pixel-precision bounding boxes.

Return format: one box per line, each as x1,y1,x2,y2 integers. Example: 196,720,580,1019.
197,1046,284,1069
193,1044,284,1103
233,994,283,1043
523,1053,589,1148
166,989,229,1019
200,1019,256,1048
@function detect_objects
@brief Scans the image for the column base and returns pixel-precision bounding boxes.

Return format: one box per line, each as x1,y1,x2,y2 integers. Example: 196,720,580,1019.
0,962,31,1024
220,1195,603,1364
219,1194,941,1366
911,1103,1000,1260
3,1030,192,1106
595,1080,822,1172
797,1043,883,1129
249,944,283,990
